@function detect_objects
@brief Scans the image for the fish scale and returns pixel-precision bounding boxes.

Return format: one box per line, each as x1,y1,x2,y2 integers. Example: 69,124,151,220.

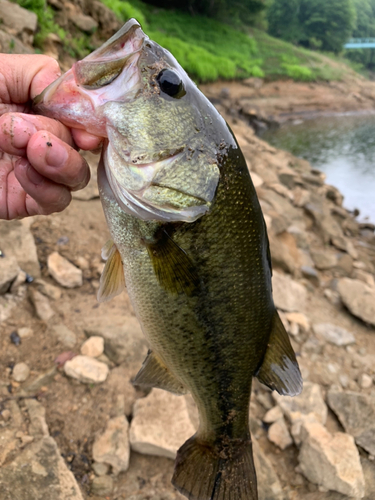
33,18,302,500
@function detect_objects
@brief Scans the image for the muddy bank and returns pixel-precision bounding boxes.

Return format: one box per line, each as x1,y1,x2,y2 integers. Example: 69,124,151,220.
201,78,375,131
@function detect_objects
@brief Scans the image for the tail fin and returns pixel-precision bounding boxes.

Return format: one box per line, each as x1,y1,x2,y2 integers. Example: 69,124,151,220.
172,435,258,500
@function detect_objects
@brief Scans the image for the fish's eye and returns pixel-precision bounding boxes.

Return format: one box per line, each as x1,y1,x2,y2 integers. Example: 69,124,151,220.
156,69,186,99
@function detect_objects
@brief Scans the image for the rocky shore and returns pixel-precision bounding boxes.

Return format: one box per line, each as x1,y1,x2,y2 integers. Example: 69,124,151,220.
1,1,375,499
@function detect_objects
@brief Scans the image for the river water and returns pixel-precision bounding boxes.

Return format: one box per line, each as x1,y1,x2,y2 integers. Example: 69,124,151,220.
262,113,375,223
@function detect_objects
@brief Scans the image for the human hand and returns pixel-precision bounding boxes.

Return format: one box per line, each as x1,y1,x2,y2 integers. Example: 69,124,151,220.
0,54,102,220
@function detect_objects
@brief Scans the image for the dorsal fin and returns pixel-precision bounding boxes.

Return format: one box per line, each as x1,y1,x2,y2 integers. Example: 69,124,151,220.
145,230,200,296
256,311,303,397
97,239,125,303
133,350,187,395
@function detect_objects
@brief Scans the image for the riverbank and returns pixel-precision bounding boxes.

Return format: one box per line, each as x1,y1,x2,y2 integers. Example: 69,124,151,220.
201,77,375,130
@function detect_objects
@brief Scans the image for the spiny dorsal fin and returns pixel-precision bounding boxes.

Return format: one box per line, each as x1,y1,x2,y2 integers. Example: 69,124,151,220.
145,230,200,296
256,311,303,397
97,239,125,303
133,350,187,395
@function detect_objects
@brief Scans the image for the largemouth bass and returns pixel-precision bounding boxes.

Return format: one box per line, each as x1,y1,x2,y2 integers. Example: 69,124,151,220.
34,19,302,500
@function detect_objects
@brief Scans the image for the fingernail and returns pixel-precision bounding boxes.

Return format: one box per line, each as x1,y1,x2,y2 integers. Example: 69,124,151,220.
45,138,69,167
9,116,37,150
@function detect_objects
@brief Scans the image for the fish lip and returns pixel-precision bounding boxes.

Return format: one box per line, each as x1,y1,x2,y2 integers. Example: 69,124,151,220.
32,18,146,117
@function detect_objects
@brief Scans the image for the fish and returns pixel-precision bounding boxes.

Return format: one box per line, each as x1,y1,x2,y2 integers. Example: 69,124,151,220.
33,19,302,500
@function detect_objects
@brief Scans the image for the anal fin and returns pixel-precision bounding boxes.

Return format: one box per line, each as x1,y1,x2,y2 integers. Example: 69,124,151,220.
133,350,187,395
97,239,125,303
256,311,303,397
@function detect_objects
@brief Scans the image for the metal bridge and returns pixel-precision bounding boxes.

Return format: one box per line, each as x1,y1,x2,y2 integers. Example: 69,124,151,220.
344,38,375,49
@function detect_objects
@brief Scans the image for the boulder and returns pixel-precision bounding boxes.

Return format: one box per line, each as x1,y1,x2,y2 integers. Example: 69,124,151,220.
92,416,130,475
0,0,37,40
268,418,293,450
29,289,54,321
0,255,19,294
337,278,375,326
253,440,285,500
47,252,83,288
327,389,375,456
312,323,355,346
80,336,104,358
0,220,40,277
298,420,365,498
129,389,196,459
272,271,307,312
273,382,327,425
64,355,109,384
84,316,148,366
52,324,77,348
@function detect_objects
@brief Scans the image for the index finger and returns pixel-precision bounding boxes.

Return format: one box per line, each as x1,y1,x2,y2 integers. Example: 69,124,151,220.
0,113,74,156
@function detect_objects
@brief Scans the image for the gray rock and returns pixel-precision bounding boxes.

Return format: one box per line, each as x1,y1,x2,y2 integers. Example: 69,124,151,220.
29,289,54,321
17,327,33,339
313,323,355,346
269,232,299,275
129,389,196,459
361,456,375,500
91,462,109,476
48,252,83,288
311,250,338,270
0,220,40,277
72,14,98,32
10,270,27,292
327,389,375,456
301,266,320,287
272,271,307,312
52,324,77,348
91,475,113,496
84,316,148,366
298,420,365,498
359,374,372,389
0,29,33,54
337,278,375,326
92,416,130,475
0,254,19,294
64,355,109,384
0,399,83,500
253,440,285,500
268,418,293,450
0,0,37,37
273,382,327,424
34,279,62,300
305,194,344,244
263,406,284,424
80,336,104,358
12,363,30,382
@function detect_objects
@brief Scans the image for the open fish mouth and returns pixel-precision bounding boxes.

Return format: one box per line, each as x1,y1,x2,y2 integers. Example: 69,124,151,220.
33,19,145,136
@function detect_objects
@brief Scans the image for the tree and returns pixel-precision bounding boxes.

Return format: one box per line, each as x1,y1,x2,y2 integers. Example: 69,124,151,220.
267,0,301,43
142,0,266,22
346,0,375,69
267,0,356,53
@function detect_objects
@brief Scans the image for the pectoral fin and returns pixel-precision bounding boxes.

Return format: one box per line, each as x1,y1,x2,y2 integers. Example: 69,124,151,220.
256,312,303,397
146,230,200,296
97,239,125,303
133,350,187,395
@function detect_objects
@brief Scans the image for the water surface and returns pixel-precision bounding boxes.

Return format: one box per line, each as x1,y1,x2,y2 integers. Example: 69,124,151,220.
262,113,375,222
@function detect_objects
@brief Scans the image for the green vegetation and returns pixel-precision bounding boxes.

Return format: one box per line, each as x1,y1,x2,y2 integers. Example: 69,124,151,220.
14,0,66,47
345,0,375,71
15,0,364,83
267,0,356,53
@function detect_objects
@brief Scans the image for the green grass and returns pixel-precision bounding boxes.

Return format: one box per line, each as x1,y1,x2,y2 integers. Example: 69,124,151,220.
15,0,364,83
